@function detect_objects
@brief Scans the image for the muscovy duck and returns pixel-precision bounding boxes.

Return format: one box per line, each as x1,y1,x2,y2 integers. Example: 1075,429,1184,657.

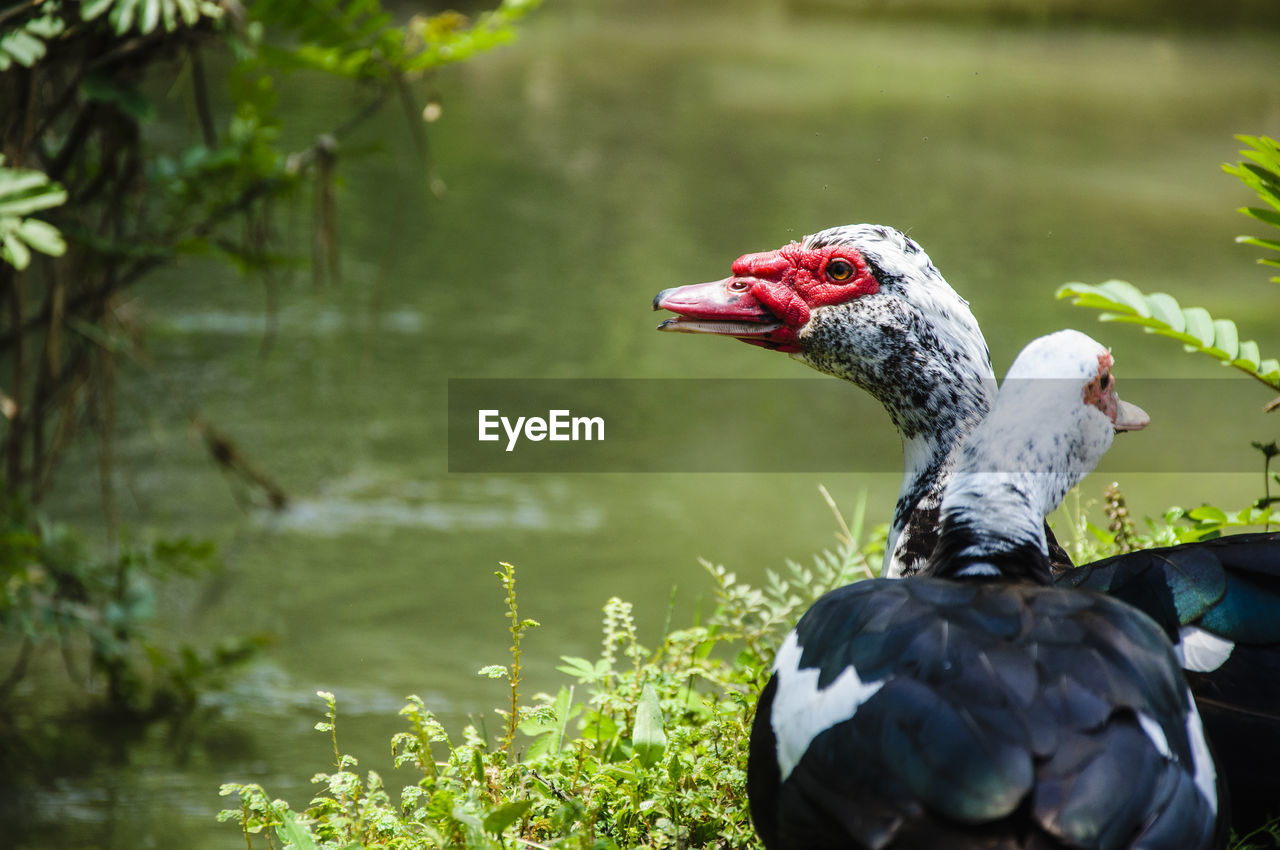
747,329,1224,850
653,223,1280,832
653,223,1021,579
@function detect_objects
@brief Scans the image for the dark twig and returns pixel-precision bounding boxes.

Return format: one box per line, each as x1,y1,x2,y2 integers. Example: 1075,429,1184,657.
194,418,289,510
189,46,217,148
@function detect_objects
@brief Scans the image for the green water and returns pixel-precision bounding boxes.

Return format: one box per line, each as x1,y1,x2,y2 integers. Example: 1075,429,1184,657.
13,4,1280,847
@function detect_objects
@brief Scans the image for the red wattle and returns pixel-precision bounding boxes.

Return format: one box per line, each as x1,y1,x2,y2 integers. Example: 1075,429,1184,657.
752,281,811,328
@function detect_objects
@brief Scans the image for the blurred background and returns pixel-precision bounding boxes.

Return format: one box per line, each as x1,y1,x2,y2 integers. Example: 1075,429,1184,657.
4,0,1280,846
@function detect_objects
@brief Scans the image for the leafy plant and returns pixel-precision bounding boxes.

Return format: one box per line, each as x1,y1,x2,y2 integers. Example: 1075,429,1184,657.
1223,134,1280,283
0,158,67,270
81,0,222,35
0,5,65,70
217,491,1279,850
1055,279,1280,391
1058,133,1280,546
1058,135,1280,397
0,0,541,730
0,495,266,715
219,495,878,850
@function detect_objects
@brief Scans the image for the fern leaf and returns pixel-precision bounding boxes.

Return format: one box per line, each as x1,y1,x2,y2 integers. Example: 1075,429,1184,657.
83,0,220,35
1225,135,1280,282
0,159,67,270
0,11,66,70
1057,280,1280,391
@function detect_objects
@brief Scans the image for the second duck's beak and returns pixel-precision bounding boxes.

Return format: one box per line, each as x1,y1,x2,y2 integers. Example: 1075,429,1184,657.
1113,398,1150,432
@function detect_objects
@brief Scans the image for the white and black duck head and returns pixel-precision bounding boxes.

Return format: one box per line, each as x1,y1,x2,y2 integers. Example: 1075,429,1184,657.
928,328,1149,582
655,225,997,576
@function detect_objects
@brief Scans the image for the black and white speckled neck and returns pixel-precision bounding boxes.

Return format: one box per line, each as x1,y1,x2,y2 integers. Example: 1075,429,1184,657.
792,225,996,577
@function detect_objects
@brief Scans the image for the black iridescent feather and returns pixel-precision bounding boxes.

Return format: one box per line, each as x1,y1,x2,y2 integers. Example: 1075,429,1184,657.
748,579,1223,850
1059,531,1280,831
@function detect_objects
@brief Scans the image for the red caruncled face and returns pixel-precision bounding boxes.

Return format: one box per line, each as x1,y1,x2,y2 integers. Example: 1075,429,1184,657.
654,243,880,353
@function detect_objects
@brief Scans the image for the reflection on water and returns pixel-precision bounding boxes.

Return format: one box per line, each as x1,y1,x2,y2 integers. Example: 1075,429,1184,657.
17,4,1280,848
154,306,428,336
260,474,605,535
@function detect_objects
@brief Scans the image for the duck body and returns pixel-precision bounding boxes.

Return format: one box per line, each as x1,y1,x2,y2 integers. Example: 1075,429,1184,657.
748,577,1221,850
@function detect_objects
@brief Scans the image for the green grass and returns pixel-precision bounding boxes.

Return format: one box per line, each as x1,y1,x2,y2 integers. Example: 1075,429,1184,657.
217,487,1279,849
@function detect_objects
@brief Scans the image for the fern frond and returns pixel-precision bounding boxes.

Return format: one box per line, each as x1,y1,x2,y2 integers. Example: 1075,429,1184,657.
1056,280,1280,391
0,7,65,70
80,0,221,36
0,158,67,270
1223,135,1280,283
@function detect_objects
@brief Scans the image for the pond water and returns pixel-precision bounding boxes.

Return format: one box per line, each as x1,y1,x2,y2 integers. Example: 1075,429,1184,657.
12,3,1280,847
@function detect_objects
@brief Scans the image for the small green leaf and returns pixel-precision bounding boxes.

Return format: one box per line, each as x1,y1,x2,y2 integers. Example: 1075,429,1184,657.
483,800,532,836
1209,319,1239,361
0,30,46,67
1144,292,1184,333
274,809,319,850
1234,339,1261,372
82,0,116,21
1096,280,1151,317
16,219,65,257
633,683,666,767
3,231,31,270
141,0,161,33
1181,307,1214,349
1188,505,1228,523
1241,207,1280,228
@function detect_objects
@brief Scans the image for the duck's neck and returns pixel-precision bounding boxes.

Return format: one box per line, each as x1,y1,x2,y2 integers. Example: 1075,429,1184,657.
926,471,1056,584
885,416,982,578
805,291,996,578
926,385,1101,584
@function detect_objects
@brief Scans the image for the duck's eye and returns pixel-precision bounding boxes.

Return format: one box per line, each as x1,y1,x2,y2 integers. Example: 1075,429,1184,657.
826,259,855,282
1099,370,1111,391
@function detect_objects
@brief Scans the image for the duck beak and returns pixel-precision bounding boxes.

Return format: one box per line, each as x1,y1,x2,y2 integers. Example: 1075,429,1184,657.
653,278,795,349
1113,398,1150,432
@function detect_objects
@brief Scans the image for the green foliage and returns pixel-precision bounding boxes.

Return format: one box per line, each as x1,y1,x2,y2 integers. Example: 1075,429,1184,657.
80,0,222,35
495,561,539,759
218,505,877,850
0,0,541,730
1223,135,1280,283
1059,134,1280,398
215,484,1280,850
0,157,67,270
1055,280,1280,391
1063,483,1280,566
0,5,64,70
0,496,267,715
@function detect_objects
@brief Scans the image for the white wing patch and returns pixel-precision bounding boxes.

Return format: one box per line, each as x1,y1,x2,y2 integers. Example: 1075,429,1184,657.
1137,712,1171,758
771,631,886,781
1173,626,1235,673
1184,696,1219,813
1136,706,1218,815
